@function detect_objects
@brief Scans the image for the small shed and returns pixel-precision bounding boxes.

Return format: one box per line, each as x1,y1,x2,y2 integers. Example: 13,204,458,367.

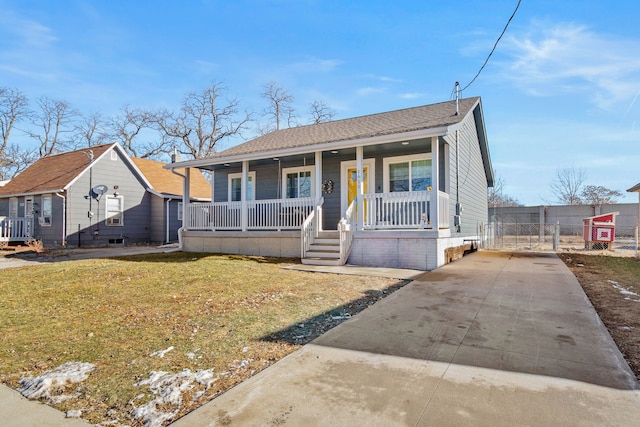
583,212,618,250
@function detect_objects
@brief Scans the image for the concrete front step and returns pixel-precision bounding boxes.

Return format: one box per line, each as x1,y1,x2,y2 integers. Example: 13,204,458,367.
301,257,341,266
309,244,339,251
305,250,340,259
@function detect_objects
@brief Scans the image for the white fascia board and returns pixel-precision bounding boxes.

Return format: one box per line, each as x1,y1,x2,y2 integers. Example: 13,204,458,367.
165,126,450,170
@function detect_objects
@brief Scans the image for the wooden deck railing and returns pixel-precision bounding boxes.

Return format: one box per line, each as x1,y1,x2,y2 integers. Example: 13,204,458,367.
362,190,450,229
186,197,315,231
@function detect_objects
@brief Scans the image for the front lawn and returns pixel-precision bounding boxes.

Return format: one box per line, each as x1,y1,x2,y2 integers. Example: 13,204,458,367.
0,252,406,426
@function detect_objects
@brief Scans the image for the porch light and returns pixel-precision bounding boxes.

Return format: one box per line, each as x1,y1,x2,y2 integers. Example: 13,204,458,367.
224,163,230,167
273,158,279,161
402,142,409,145
331,150,338,154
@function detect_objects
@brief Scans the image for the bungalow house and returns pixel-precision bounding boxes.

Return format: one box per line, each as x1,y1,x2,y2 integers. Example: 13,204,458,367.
0,143,211,247
167,97,494,270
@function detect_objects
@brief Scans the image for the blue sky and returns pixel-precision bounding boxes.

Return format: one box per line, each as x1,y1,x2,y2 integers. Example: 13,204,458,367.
1,0,639,205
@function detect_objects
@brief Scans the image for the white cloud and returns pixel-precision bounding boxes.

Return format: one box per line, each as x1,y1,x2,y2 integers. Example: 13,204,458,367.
499,21,640,110
399,92,423,99
356,86,386,96
290,57,343,73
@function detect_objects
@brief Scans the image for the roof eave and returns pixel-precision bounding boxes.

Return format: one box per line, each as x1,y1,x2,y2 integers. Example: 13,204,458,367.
627,183,640,193
0,189,66,198
165,126,451,170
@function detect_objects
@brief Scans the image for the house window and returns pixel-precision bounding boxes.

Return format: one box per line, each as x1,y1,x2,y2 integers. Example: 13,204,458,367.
228,172,256,202
105,195,124,226
384,155,432,192
283,166,313,198
40,194,52,226
9,197,17,217
177,202,183,221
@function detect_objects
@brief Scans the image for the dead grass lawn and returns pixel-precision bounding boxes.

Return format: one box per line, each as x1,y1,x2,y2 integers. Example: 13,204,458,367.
0,252,407,426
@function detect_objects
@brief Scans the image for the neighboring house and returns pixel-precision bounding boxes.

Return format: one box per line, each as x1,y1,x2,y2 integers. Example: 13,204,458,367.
167,97,494,270
131,157,211,243
0,143,211,247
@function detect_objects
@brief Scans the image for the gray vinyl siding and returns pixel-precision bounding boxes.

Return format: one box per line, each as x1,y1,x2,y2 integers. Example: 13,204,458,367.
66,148,151,247
150,195,165,243
443,107,489,236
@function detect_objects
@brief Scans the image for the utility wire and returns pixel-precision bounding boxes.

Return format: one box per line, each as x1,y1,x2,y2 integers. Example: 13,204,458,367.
460,0,522,92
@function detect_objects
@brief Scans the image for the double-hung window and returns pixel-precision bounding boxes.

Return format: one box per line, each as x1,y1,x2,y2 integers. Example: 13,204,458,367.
40,194,52,226
228,172,256,202
282,166,313,198
105,195,124,226
384,155,432,192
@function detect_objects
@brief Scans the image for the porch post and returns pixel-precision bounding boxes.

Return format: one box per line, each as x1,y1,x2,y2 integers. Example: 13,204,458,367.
430,137,440,230
241,160,248,231
356,146,364,231
183,167,191,229
315,151,323,232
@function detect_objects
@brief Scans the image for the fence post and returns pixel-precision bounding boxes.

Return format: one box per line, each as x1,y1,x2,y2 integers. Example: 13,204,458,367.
553,221,560,251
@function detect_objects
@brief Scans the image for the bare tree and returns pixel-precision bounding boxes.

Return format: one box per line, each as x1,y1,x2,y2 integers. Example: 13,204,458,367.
110,105,168,158
27,96,77,156
0,143,38,180
580,185,622,205
158,82,251,159
261,81,295,132
550,167,586,205
309,99,336,124
488,174,519,208
74,111,111,147
0,86,31,161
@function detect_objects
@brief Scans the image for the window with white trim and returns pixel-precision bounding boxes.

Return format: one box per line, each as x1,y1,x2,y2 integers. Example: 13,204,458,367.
105,195,124,226
282,166,313,198
40,194,52,226
228,172,256,202
383,154,432,192
177,202,183,221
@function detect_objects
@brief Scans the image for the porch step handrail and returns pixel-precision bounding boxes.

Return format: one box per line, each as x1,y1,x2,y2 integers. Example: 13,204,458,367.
338,199,357,265
301,197,324,258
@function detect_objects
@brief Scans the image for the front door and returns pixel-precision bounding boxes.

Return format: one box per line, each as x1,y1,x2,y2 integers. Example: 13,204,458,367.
347,167,368,209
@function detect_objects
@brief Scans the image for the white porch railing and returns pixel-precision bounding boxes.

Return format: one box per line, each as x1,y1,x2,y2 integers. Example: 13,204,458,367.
0,217,33,241
362,190,450,229
186,197,315,231
338,200,357,264
301,197,324,257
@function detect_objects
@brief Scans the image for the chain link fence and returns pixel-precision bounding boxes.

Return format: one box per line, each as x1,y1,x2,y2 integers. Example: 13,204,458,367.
482,222,639,256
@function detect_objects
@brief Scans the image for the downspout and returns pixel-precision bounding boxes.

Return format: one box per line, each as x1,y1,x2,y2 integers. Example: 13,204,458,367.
165,197,173,244
55,192,66,247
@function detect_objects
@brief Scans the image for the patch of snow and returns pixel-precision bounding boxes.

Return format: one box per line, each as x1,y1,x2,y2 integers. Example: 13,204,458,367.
19,361,95,401
331,314,351,320
66,409,83,418
610,281,640,302
132,369,217,427
150,346,174,358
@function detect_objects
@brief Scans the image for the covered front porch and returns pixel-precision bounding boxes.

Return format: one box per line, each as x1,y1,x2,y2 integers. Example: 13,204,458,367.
177,137,459,269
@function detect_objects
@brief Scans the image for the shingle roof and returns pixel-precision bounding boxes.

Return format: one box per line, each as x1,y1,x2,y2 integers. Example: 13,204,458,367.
131,157,211,199
212,97,479,159
0,143,115,196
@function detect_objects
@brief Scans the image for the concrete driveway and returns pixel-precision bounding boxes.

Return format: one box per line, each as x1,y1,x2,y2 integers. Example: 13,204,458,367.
172,251,640,426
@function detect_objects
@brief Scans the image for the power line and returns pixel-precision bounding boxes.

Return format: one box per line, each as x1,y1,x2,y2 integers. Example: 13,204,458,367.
460,0,522,93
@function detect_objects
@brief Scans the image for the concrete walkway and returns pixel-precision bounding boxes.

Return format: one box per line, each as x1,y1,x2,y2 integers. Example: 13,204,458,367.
172,251,640,426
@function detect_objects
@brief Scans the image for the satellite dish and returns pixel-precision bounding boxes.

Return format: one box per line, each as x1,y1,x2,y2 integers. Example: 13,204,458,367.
91,184,109,200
